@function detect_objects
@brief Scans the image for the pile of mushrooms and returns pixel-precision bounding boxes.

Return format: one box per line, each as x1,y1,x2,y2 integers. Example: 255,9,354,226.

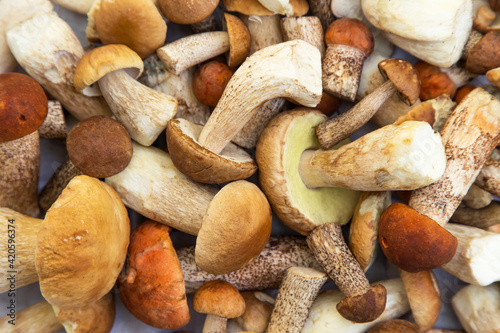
2,0,500,332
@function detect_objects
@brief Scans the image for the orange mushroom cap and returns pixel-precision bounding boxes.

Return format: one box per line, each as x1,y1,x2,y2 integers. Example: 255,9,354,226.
324,18,374,57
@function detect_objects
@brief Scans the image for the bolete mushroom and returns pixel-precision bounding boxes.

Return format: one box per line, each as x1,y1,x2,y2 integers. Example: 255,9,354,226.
157,0,219,25
192,61,234,107
234,291,275,333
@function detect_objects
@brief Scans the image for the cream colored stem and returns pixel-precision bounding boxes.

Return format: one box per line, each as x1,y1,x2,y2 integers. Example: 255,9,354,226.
203,314,227,333
451,201,500,228
198,40,322,154
266,267,327,333
317,80,397,149
0,132,40,217
475,157,500,197
39,100,67,140
281,16,325,57
0,300,62,333
409,88,500,227
0,208,42,293
460,184,493,209
39,159,82,212
242,15,283,55
157,31,230,75
99,69,177,146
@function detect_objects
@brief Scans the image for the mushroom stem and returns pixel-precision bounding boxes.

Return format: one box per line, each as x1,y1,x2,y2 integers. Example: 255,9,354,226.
475,157,500,197
461,30,483,61
203,314,228,333
281,16,325,57
39,100,67,140
0,300,62,333
308,0,336,31
316,79,396,149
266,267,327,333
157,31,230,75
198,40,322,154
0,131,41,217
307,223,387,323
451,201,500,228
98,69,177,146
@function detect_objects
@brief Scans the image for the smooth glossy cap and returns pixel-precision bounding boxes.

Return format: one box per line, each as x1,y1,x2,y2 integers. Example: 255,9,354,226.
324,18,374,56
157,0,219,24
193,280,246,318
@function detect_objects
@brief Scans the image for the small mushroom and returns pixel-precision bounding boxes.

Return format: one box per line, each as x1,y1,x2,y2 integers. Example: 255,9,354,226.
157,0,219,25
192,60,234,107
463,30,500,74
193,280,246,333
234,292,275,333
414,61,458,100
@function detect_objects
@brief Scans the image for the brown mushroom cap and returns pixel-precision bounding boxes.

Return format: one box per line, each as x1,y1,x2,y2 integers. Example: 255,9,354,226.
35,175,130,309
94,0,167,59
193,61,234,107
378,59,421,106
223,0,309,16
166,118,257,184
324,18,374,56
336,284,387,323
236,291,274,332
74,44,144,96
378,202,458,272
195,180,272,275
157,0,219,25
367,319,419,333
414,61,457,101
0,73,48,142
466,30,500,74
193,280,246,318
224,13,251,68
66,116,133,178
118,220,190,330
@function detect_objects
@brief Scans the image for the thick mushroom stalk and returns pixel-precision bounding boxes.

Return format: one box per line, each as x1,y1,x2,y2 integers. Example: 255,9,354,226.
0,299,62,333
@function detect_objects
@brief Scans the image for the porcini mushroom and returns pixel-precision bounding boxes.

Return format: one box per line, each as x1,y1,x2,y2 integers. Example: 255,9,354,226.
192,61,234,107
463,30,500,74
157,0,219,25
235,291,274,333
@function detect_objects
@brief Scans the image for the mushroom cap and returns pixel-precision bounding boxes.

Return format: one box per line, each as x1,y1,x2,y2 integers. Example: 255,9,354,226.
324,18,374,56
166,118,257,184
74,44,144,96
224,13,251,68
94,0,167,59
236,291,274,332
414,61,457,101
336,284,387,323
0,72,48,142
256,109,360,236
157,0,219,25
35,175,130,309
378,202,458,272
118,220,190,329
193,280,246,318
67,116,133,178
195,180,272,275
378,59,421,106
223,0,309,16
466,30,500,74
366,319,419,333
192,61,234,107
53,293,116,333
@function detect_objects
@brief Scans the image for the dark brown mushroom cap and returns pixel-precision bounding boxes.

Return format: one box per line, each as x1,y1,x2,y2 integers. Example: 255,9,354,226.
193,280,246,318
67,116,133,178
378,202,458,272
378,59,421,106
466,30,500,74
224,13,251,68
157,0,219,25
336,284,387,323
367,319,419,333
0,73,48,142
324,18,374,56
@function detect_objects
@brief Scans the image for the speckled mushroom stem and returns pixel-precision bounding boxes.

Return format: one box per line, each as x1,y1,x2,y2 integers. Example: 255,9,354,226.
39,101,67,140
451,201,500,228
409,88,500,227
316,79,396,149
475,157,500,197
0,300,62,333
307,0,335,31
203,314,227,333
266,267,327,333
0,132,41,217
307,223,387,323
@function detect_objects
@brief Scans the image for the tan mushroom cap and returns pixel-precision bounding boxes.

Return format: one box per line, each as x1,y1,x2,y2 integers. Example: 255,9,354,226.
223,0,309,16
35,175,130,309
256,109,360,236
195,181,272,275
74,44,144,96
378,59,421,106
367,319,419,332
466,30,500,74
94,0,167,59
193,280,246,318
166,118,257,184
157,0,219,25
224,13,251,68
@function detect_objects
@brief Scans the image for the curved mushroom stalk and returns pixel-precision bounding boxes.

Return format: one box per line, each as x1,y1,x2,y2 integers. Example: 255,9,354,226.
6,13,112,120
199,39,322,154
0,299,62,333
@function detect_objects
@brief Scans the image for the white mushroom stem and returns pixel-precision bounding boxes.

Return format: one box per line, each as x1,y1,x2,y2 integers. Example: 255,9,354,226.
302,279,410,332
257,0,292,15
204,314,227,333
179,236,322,293
0,132,41,217
38,100,67,140
0,299,62,333
451,201,500,228
461,184,493,209
6,13,112,120
157,31,230,75
409,88,500,226
98,69,178,146
0,208,42,293
442,223,500,286
300,121,446,191
309,0,336,30
281,16,325,57
198,40,322,154
106,143,218,235
475,157,500,197
452,283,500,333
266,267,327,333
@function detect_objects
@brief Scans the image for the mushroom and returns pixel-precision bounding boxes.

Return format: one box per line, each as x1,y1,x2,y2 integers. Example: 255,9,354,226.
322,18,374,101
157,13,251,75
106,143,272,275
486,67,500,89
234,291,275,333
193,280,246,333
475,155,500,197
366,319,419,333
378,87,500,272
462,30,500,75
473,0,500,34
39,100,67,140
6,13,112,120
157,0,219,25
0,72,48,217
281,16,325,57
51,0,94,14
0,299,62,332
118,220,190,330
316,58,420,150
452,283,500,333
266,267,328,333
309,0,335,30
73,44,178,146
451,201,500,228
460,184,494,209
192,60,234,107
223,0,309,17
